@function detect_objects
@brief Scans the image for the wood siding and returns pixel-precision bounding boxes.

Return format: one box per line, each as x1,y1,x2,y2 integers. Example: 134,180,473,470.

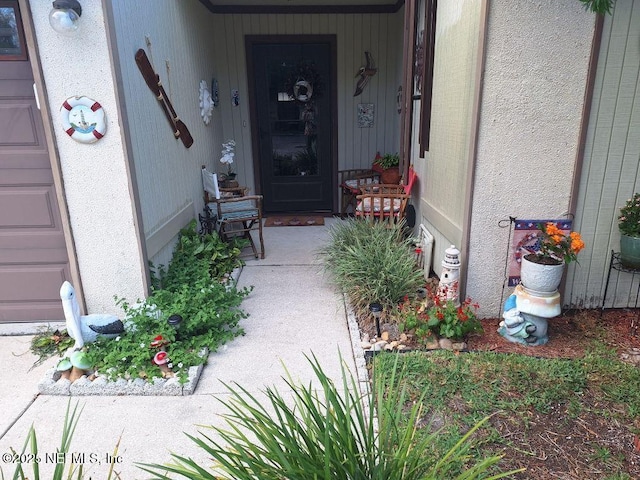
566,0,640,309
109,0,223,269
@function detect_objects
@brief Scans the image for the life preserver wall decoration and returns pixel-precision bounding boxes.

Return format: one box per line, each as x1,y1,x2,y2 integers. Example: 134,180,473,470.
60,96,107,144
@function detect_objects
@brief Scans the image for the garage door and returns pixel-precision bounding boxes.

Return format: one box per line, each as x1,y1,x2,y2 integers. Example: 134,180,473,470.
0,0,71,322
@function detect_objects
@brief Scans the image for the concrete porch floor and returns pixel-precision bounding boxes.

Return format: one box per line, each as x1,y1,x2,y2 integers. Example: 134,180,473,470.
0,216,359,479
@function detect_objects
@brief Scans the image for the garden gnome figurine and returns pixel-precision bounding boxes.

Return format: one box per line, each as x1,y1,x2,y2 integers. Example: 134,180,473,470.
437,245,461,306
498,289,550,346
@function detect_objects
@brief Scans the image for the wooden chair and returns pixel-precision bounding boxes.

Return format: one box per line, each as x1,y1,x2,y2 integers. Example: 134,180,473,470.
201,166,265,259
338,168,381,217
355,184,410,223
353,165,418,224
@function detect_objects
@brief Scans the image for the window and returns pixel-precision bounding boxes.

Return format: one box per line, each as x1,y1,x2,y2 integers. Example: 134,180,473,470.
0,0,27,61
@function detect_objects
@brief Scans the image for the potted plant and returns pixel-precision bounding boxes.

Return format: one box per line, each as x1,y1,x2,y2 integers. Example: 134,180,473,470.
618,193,640,269
519,222,585,295
373,153,401,184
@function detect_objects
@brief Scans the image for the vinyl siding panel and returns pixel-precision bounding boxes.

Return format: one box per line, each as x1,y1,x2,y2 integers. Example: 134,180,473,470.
110,0,220,269
566,0,640,309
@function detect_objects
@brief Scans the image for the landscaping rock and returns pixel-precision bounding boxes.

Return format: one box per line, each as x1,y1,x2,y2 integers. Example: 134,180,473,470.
38,352,207,396
452,342,467,351
438,338,454,350
424,339,439,350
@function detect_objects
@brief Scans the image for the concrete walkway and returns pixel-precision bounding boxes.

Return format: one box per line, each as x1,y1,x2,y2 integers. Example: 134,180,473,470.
0,217,358,479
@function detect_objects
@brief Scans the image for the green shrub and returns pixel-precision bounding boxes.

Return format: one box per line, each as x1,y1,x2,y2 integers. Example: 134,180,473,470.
139,354,523,479
32,220,250,383
399,287,483,341
83,221,250,383
152,219,247,289
318,219,424,316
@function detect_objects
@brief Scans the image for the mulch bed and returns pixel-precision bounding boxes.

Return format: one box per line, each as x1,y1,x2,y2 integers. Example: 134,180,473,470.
468,308,640,359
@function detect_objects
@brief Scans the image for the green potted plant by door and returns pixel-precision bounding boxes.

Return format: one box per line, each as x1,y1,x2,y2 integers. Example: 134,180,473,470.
618,193,640,269
374,152,401,184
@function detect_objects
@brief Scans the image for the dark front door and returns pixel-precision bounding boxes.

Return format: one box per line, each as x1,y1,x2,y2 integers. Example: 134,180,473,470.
0,1,71,322
250,38,334,213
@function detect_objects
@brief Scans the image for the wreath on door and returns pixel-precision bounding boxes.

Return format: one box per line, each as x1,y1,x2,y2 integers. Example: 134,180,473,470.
284,61,323,103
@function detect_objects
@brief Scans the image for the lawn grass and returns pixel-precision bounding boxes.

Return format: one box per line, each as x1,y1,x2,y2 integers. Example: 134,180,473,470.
373,343,640,479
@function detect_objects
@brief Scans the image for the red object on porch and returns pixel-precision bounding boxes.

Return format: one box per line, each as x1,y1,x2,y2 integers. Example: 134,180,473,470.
404,164,417,194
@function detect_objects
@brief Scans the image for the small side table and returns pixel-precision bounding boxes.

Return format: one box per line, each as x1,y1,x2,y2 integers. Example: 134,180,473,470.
601,250,640,335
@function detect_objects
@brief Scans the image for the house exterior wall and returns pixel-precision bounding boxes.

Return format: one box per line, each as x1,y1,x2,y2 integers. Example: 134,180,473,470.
565,0,640,309
108,0,222,270
466,0,596,316
25,0,146,314
207,10,405,191
415,0,484,276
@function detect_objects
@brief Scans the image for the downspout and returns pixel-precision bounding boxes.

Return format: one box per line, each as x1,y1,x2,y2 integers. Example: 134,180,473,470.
460,0,489,300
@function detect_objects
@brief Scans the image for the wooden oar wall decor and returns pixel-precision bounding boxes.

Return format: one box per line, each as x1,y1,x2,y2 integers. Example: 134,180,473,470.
135,48,193,148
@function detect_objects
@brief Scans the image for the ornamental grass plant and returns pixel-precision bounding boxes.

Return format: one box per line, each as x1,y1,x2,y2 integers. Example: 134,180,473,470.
139,354,522,479
318,219,424,317
0,401,122,480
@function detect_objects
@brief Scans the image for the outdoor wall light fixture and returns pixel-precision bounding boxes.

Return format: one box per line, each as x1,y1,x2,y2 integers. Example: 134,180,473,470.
369,302,383,338
49,0,82,35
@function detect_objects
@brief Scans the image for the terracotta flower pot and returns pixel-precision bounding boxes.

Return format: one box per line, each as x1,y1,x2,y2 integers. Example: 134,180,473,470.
380,167,401,184
520,254,564,296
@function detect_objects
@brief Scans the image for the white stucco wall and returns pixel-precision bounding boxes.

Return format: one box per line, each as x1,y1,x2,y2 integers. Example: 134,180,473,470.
26,1,146,313
466,0,596,316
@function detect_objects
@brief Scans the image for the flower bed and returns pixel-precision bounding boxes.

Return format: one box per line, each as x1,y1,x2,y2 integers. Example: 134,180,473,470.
33,221,250,395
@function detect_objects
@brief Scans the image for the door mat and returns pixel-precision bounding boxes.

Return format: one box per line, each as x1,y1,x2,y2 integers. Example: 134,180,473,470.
265,215,325,227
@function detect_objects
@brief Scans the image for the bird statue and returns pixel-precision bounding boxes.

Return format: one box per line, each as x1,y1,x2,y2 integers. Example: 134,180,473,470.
60,281,125,352
354,51,377,97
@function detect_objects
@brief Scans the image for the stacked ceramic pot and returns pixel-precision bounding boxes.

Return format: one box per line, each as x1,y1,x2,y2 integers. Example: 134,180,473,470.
498,255,563,346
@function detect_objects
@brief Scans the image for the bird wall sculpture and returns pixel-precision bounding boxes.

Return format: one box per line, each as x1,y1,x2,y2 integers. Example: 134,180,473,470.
354,51,377,97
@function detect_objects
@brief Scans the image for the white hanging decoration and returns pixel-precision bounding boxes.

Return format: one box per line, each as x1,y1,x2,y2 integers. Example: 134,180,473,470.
199,80,213,125
293,79,313,102
60,96,107,144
